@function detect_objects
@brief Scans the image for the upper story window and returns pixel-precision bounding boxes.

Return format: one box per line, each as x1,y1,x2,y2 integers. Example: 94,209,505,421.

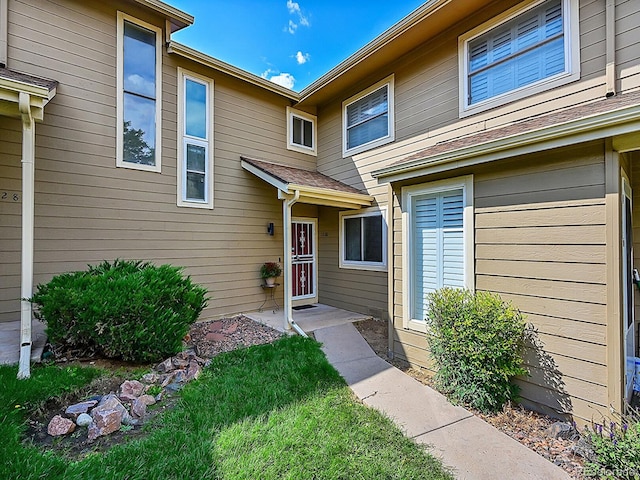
177,68,214,209
459,0,579,116
116,12,162,172
339,207,387,271
342,75,394,157
286,107,317,156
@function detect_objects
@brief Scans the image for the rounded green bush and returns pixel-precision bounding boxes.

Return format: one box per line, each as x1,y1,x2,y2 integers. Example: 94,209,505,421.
31,260,208,362
425,288,527,413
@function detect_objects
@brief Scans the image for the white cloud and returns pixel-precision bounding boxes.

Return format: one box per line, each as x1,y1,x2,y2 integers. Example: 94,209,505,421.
261,70,296,90
285,0,309,34
295,51,310,65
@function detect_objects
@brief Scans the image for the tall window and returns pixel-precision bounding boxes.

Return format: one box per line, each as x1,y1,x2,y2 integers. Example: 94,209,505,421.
117,12,162,171
459,0,579,115
342,75,394,157
286,107,317,156
403,177,474,331
339,208,387,270
177,68,214,209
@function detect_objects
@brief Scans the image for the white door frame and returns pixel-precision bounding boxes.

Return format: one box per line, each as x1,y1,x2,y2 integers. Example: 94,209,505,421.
622,174,635,401
291,217,318,306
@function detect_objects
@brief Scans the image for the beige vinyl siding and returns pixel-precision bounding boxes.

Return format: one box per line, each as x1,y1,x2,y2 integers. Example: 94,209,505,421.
616,0,640,92
391,144,608,422
0,0,315,323
317,206,388,319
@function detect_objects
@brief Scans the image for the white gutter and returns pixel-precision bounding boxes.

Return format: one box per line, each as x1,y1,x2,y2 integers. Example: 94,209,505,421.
17,92,35,379
280,190,307,337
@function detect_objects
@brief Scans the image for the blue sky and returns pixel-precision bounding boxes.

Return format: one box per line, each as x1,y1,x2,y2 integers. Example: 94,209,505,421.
169,0,426,92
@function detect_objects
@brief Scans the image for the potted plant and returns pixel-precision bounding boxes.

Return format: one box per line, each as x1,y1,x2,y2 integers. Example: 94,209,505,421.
260,262,282,286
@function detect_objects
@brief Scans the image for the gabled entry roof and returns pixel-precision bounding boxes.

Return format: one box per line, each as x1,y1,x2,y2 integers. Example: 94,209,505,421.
241,156,373,209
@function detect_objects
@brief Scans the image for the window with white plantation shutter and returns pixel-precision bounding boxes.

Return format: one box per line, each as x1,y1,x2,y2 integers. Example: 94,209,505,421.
342,75,395,156
411,190,465,322
459,0,579,115
402,176,474,331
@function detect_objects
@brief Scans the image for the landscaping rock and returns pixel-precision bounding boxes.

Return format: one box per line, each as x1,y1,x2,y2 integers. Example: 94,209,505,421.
94,394,133,426
137,394,156,406
47,415,76,436
205,332,226,342
76,413,92,427
131,398,147,419
160,372,176,387
64,400,98,420
171,351,190,368
546,421,574,440
208,321,223,332
141,372,160,384
156,358,174,373
185,360,202,381
223,322,238,334
88,408,122,441
118,380,145,402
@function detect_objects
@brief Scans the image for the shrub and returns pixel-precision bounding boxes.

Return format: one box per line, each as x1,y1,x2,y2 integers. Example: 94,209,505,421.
31,260,208,363
585,408,640,479
425,288,527,413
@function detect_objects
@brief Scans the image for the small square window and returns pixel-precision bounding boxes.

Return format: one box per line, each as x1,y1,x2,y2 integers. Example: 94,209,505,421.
286,107,317,156
339,208,387,271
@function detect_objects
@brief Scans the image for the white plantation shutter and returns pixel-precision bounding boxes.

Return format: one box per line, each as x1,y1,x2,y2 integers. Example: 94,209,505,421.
468,0,565,105
412,189,464,322
346,85,389,150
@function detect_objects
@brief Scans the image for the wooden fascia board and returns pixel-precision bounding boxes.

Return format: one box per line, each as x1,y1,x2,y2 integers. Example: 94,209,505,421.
168,42,299,101
373,105,640,183
290,184,373,208
133,0,194,31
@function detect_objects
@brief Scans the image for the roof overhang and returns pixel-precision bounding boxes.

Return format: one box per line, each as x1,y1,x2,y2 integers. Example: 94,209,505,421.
0,71,57,121
168,42,299,101
241,158,372,209
373,100,640,184
132,0,193,33
297,0,488,106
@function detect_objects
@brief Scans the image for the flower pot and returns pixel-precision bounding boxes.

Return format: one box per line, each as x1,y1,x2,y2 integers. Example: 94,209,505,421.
265,277,276,286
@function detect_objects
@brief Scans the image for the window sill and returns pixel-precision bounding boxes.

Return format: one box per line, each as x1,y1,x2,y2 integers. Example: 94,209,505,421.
339,263,387,272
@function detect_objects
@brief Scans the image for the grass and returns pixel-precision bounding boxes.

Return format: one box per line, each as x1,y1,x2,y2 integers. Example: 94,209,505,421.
1,336,453,480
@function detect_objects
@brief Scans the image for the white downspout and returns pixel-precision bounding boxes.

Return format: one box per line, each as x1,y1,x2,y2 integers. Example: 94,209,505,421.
281,190,307,337
17,92,35,379
605,0,616,97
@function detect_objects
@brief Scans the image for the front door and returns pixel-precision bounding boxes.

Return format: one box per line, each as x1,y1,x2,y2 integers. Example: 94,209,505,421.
623,176,635,401
291,218,318,305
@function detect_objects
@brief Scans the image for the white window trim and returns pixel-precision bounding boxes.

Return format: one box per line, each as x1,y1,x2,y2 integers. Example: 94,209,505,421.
342,74,395,157
116,11,163,172
339,206,388,271
286,106,317,156
177,68,214,209
458,0,580,117
402,176,475,332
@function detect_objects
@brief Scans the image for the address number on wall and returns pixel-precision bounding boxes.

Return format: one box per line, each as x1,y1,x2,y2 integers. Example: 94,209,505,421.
1,192,20,202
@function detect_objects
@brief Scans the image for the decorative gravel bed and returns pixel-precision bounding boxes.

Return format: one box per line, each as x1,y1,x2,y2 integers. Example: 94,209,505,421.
186,315,284,358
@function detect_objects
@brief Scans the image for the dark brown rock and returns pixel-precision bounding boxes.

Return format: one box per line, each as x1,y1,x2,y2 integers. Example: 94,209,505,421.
64,400,98,420
47,415,76,436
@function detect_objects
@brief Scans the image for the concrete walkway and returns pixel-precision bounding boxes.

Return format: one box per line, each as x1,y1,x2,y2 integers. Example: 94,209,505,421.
315,323,571,480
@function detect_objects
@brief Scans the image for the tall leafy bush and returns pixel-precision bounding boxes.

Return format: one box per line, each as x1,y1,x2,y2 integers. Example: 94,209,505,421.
31,260,208,362
426,288,527,412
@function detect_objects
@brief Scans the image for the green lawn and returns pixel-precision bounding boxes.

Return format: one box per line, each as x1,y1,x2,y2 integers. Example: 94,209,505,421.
1,336,453,480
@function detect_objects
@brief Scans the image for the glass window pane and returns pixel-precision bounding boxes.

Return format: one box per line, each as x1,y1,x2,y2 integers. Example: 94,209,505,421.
186,171,205,201
347,114,388,150
344,217,362,261
347,86,388,127
123,21,156,98
123,93,156,165
185,79,207,139
186,144,206,173
292,117,303,145
303,119,313,147
363,215,383,262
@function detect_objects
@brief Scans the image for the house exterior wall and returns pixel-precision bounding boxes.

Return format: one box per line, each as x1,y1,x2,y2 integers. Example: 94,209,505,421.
388,143,608,422
0,0,314,323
